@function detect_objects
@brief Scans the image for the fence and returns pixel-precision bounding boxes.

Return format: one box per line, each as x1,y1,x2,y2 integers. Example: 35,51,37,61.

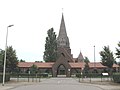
0,73,10,83
10,73,49,82
76,72,111,83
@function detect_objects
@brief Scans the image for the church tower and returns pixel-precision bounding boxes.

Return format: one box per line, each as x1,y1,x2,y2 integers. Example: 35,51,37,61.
52,13,73,77
57,13,73,60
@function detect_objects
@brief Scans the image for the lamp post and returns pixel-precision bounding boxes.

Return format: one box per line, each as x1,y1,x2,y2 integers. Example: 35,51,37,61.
94,45,96,69
2,25,14,86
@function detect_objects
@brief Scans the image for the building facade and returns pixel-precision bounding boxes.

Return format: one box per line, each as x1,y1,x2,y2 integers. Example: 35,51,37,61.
18,14,119,77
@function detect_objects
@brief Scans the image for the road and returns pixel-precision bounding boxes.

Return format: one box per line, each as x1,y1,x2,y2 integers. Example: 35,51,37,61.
11,78,102,90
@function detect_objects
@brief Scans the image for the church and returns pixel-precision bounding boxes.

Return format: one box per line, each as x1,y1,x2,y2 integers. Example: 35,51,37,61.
18,14,119,77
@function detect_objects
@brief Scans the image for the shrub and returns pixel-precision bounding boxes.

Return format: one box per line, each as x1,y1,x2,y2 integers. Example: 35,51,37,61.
10,73,49,78
40,73,48,78
76,73,103,78
113,73,120,83
76,73,81,78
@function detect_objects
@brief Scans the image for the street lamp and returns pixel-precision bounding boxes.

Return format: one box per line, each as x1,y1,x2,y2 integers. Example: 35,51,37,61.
94,45,96,69
2,25,14,86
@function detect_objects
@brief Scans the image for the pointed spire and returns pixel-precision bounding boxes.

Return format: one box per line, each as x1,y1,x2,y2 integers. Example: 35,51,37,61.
77,51,84,62
57,13,70,48
58,13,67,37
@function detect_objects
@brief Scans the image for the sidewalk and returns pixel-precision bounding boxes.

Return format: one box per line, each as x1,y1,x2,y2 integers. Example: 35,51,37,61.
0,78,46,90
77,78,120,90
0,82,34,90
83,82,120,90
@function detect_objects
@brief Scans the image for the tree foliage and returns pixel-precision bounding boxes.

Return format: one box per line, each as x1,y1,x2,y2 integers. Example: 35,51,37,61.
99,46,115,68
84,56,90,63
6,46,18,72
115,41,120,66
0,46,18,73
0,49,4,72
83,56,90,74
43,28,57,62
115,41,120,58
29,64,38,74
84,63,89,74
19,59,25,62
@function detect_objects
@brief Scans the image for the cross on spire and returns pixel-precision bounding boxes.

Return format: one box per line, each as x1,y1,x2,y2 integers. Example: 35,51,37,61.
62,8,64,13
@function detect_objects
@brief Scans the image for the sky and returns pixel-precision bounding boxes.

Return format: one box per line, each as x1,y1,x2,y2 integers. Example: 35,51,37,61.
0,0,120,62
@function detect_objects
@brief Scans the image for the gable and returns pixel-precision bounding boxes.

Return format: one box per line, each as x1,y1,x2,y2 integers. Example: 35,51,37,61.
52,53,71,71
57,48,73,62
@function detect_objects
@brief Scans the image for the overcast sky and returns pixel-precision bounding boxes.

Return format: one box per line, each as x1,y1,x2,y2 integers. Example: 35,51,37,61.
0,0,120,62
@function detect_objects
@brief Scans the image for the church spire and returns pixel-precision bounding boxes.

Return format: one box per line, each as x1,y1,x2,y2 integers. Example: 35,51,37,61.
77,51,84,62
58,13,67,37
57,13,70,48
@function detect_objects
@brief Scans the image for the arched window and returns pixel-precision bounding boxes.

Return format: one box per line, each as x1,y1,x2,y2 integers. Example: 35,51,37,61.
61,53,65,57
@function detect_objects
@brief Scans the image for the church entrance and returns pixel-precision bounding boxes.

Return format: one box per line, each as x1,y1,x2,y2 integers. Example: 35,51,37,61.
57,64,66,77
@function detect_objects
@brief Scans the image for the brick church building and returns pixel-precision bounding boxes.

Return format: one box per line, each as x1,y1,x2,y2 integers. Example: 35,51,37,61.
18,14,119,77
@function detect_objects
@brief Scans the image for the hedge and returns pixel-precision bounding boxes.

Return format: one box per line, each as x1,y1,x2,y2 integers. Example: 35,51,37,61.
76,73,102,78
76,73,81,78
113,73,120,83
11,73,48,78
0,73,10,83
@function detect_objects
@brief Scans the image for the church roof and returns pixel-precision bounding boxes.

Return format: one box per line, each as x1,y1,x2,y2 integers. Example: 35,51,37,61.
69,62,85,68
18,62,54,68
88,62,106,68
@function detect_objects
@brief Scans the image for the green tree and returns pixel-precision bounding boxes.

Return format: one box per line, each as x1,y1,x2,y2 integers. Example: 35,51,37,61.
115,42,120,66
100,46,115,72
84,56,90,63
43,28,57,62
19,59,25,62
84,63,89,75
0,49,4,72
83,56,90,76
6,46,18,73
0,46,18,73
29,64,38,74
115,42,120,58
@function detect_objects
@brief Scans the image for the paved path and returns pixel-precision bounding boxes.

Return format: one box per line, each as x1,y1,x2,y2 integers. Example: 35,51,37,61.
11,78,102,90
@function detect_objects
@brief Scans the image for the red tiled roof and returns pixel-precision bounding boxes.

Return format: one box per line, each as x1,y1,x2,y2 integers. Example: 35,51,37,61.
18,62,54,68
88,63,119,68
18,62,33,67
69,62,85,68
88,62,106,68
113,64,119,68
18,62,119,69
69,62,107,69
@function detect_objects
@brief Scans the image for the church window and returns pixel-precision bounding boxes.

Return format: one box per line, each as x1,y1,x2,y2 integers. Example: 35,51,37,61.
61,53,65,57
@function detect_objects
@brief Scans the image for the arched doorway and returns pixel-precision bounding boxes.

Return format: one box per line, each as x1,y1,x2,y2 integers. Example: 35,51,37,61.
57,64,66,76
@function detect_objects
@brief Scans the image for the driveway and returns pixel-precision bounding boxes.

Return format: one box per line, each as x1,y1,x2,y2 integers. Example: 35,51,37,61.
11,78,102,90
